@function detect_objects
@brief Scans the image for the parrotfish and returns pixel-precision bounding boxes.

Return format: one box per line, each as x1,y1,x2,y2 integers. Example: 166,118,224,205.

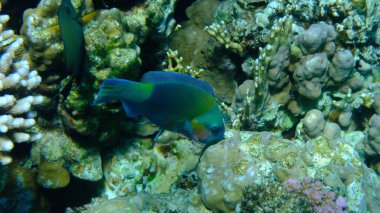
93,71,225,144
57,0,87,100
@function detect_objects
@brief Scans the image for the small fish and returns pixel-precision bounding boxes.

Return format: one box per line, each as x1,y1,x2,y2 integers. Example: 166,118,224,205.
93,71,225,144
57,0,87,100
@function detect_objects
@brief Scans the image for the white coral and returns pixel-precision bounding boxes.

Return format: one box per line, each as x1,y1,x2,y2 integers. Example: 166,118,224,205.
0,8,44,165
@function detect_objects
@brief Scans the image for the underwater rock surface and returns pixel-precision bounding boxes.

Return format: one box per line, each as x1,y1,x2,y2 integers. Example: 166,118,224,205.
1,0,380,212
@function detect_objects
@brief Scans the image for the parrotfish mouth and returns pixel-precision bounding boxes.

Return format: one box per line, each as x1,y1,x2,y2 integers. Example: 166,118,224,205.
193,128,224,144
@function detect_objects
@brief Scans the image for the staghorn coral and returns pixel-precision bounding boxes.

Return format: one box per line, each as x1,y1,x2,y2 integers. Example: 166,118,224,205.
164,49,204,78
204,21,244,55
0,10,44,165
239,16,293,119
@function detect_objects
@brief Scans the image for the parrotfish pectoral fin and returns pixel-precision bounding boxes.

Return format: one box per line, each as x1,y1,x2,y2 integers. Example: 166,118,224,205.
141,71,215,96
154,129,164,142
92,78,152,105
121,101,140,118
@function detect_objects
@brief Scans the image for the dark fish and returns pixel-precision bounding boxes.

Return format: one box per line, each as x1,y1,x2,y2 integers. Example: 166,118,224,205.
93,71,225,144
57,0,87,101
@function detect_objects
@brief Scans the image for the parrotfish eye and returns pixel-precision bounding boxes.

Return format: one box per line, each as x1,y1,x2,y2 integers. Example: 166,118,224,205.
209,125,221,132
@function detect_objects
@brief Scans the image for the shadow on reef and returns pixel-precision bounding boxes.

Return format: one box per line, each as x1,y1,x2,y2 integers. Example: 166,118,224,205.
173,0,195,23
40,176,103,213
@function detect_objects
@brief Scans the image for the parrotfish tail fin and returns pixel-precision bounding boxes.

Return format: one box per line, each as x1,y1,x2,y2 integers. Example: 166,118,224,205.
93,78,129,105
92,78,151,105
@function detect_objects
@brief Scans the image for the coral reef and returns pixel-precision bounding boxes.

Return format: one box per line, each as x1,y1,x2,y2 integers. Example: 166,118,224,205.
240,181,313,212
284,178,347,212
167,0,238,103
20,0,93,73
364,114,380,159
67,188,211,213
70,194,151,213
19,0,179,185
197,131,258,212
196,129,379,212
0,167,49,212
31,129,103,185
102,135,203,198
0,9,43,165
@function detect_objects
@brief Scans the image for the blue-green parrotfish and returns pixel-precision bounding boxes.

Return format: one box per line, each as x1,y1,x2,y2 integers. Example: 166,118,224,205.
93,71,225,144
57,0,87,100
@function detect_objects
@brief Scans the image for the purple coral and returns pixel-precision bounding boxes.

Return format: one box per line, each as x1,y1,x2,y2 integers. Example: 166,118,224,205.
284,177,347,213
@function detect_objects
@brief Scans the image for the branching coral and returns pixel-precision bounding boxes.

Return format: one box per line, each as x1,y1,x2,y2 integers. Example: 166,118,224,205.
0,11,44,165
284,177,347,213
164,49,204,78
204,21,244,54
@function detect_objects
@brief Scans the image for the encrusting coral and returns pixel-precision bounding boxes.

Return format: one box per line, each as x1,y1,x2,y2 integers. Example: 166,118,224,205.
102,135,202,198
0,5,44,165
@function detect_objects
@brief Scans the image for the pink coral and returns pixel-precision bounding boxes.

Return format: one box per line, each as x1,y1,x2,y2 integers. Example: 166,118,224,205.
284,177,347,213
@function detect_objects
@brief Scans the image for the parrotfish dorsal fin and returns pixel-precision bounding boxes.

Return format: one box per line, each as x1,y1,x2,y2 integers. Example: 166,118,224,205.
141,71,215,96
